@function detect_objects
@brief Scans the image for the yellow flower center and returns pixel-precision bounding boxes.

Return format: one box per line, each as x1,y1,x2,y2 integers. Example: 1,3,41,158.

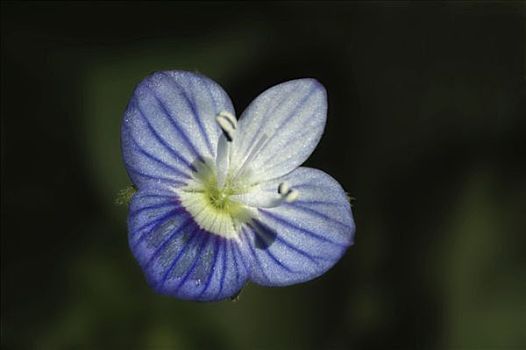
177,159,254,239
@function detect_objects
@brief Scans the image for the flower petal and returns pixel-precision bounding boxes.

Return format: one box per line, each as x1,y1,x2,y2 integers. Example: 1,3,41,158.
231,79,326,183
129,188,248,301
122,71,235,188
242,167,355,286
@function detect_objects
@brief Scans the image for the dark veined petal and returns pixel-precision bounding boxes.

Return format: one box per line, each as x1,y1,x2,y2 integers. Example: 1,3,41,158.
121,71,235,189
230,79,326,183
242,167,355,286
128,188,248,301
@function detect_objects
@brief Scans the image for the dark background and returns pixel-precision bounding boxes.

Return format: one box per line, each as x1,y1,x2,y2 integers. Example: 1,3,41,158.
2,1,525,349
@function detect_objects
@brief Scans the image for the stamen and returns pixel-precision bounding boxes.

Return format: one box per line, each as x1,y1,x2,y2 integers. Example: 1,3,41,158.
231,182,299,208
216,111,237,142
215,111,237,187
278,182,299,203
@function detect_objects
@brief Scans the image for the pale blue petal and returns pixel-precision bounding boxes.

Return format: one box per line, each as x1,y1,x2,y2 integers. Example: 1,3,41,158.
231,79,326,183
122,71,235,188
129,188,248,301
242,167,355,286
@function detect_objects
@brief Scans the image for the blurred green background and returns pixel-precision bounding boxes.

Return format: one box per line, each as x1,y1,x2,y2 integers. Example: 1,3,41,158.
2,1,525,349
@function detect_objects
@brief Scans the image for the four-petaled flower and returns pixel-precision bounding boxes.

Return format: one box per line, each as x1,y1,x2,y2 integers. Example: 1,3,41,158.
122,71,355,301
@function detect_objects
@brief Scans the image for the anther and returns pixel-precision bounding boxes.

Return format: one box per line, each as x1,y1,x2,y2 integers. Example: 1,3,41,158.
216,111,237,142
284,190,299,202
278,182,299,203
278,182,289,195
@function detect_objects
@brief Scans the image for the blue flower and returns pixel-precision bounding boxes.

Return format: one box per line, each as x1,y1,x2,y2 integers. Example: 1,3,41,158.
122,71,355,301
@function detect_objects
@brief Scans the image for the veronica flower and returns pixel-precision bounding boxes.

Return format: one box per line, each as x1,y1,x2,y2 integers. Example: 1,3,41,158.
122,71,355,301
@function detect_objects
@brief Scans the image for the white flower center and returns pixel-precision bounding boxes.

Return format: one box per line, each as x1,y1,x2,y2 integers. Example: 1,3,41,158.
177,159,256,239
177,112,299,239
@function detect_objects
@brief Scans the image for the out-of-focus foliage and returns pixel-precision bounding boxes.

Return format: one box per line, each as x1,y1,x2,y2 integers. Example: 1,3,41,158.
2,2,525,349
